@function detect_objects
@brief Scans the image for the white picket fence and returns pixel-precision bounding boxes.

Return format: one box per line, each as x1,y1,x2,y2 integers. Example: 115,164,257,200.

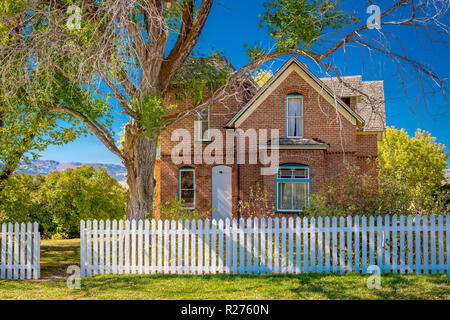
0,222,40,280
80,215,450,277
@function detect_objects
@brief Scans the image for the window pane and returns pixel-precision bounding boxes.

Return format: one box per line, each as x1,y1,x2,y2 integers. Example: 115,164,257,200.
293,168,308,179
181,189,194,206
278,168,293,179
197,107,209,140
278,183,293,210
293,183,308,210
288,118,296,136
180,171,194,189
288,97,301,116
201,120,209,137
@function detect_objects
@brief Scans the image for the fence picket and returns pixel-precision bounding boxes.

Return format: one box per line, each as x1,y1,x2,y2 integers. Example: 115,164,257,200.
392,215,398,274
253,218,259,274
138,220,143,275
280,218,286,274
218,220,224,274
430,215,436,274
99,220,104,275
118,220,123,274
33,222,40,279
368,216,375,269
170,220,176,273
423,215,429,274
317,217,323,273
415,215,422,274
384,215,390,272
361,216,367,273
310,217,316,272
346,216,352,273
267,218,273,274
295,217,301,273
438,215,444,273
288,217,295,273
232,219,238,274
112,220,117,274
260,218,266,274
354,216,360,273
303,217,309,273
376,216,383,271
274,218,279,274
324,217,330,273
407,216,414,273
144,220,149,274
339,217,345,274
190,220,196,275
399,215,405,274
204,219,210,275
331,217,337,273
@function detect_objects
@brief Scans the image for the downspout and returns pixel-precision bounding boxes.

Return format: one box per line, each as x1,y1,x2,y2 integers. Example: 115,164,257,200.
235,128,241,220
226,127,241,220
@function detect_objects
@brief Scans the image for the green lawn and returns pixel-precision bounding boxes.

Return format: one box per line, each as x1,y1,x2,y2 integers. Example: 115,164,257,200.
0,239,449,300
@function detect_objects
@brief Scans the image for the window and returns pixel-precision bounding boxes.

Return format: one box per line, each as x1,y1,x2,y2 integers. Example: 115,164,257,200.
196,106,210,141
178,167,195,209
276,164,310,212
341,97,351,108
286,94,303,138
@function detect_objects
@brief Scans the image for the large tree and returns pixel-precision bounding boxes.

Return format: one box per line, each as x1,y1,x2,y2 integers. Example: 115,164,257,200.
0,0,447,219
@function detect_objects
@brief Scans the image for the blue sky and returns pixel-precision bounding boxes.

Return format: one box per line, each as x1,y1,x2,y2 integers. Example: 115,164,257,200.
40,0,449,166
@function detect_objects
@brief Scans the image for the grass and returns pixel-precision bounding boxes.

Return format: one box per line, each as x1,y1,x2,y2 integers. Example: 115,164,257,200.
0,239,449,300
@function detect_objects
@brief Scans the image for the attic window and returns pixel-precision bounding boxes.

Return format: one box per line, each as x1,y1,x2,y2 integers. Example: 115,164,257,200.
341,97,351,108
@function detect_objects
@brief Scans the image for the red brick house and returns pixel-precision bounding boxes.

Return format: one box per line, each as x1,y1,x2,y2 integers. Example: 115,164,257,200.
155,57,386,220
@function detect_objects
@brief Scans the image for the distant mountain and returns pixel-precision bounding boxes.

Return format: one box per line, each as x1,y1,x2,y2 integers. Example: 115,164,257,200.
18,160,127,186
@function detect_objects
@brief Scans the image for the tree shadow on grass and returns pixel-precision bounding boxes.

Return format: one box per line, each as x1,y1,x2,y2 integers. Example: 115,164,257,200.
40,239,80,280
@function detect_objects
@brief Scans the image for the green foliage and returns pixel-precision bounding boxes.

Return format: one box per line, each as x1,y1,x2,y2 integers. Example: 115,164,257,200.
304,127,450,217
379,127,449,214
157,197,211,221
129,94,176,139
0,166,127,238
238,183,276,218
171,51,231,104
303,162,386,217
245,0,358,58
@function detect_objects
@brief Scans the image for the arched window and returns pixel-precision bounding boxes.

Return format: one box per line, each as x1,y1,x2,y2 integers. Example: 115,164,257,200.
178,167,196,209
276,164,310,212
285,93,304,138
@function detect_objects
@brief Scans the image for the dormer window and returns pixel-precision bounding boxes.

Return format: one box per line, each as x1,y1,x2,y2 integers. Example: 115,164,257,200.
341,97,351,108
286,94,303,138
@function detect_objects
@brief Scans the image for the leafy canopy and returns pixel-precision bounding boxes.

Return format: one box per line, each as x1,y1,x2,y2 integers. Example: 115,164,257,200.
246,0,358,58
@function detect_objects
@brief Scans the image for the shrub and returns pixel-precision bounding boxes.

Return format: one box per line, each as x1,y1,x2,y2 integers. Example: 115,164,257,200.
0,166,127,238
157,197,211,221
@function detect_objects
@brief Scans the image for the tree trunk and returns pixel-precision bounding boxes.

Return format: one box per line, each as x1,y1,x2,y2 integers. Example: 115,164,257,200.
122,120,158,220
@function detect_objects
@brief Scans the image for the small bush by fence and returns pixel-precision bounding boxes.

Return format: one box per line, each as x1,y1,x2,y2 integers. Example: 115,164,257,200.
0,222,40,280
80,215,449,277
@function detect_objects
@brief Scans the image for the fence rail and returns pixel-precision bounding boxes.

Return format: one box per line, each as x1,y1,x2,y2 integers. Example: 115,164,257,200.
80,215,449,277
0,222,40,280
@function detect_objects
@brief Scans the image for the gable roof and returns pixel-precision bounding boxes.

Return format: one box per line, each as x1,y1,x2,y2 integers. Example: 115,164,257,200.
226,56,365,128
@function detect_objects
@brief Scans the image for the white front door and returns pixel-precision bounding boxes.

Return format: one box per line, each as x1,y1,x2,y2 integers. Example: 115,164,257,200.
212,166,232,221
